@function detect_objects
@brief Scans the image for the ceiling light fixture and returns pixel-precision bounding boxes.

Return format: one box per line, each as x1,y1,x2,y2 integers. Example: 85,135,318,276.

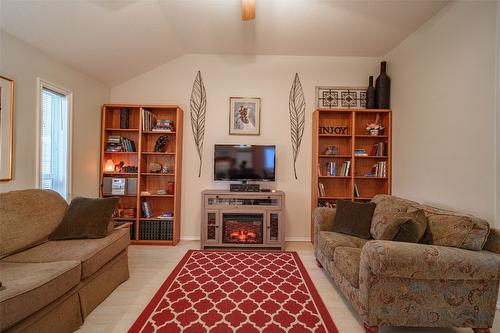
242,0,255,21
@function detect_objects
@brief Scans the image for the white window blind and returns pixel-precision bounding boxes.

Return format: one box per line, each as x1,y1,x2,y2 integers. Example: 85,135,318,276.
40,87,69,198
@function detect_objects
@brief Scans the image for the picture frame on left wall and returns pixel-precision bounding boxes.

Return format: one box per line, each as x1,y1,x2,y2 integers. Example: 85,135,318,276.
229,97,261,135
0,75,14,181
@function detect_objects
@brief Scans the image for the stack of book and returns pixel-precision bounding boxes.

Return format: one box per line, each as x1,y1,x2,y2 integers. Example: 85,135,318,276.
371,142,388,156
142,109,156,131
366,161,387,177
153,119,174,132
106,135,123,152
105,136,136,152
339,160,351,176
354,149,368,156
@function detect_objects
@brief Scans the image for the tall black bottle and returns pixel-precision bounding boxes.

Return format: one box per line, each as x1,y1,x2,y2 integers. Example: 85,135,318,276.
375,61,390,109
365,76,376,109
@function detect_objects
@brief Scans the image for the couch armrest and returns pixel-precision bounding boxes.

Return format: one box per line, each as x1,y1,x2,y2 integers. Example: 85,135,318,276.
484,227,500,254
360,240,500,281
313,207,336,244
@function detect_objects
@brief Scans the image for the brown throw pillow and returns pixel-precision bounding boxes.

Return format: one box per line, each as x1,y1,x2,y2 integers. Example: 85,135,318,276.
332,200,376,239
49,197,119,240
391,209,427,243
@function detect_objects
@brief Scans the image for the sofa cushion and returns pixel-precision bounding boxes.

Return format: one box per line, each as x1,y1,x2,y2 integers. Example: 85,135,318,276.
49,196,120,240
420,205,490,251
2,229,129,279
376,208,427,243
0,261,81,331
332,200,376,239
333,247,361,288
317,231,368,260
370,195,420,240
0,189,68,259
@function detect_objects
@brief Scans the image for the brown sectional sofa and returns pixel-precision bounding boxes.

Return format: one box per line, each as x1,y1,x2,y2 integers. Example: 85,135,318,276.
0,189,130,332
314,194,500,333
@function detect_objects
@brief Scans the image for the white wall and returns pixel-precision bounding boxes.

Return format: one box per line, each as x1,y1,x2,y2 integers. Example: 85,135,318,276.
111,54,380,239
386,1,498,224
0,30,109,196
496,2,500,228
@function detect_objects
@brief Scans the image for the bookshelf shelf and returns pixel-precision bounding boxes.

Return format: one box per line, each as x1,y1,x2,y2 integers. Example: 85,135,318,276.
311,108,392,242
100,104,183,246
103,151,138,154
318,176,351,179
105,128,139,132
318,155,352,158
355,156,388,159
142,131,176,134
140,194,174,198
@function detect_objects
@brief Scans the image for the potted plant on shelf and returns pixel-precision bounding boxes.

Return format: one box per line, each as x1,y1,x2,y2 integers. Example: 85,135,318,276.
366,114,384,136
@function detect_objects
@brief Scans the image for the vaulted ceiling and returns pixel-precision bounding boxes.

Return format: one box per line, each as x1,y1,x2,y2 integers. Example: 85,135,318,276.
0,0,449,86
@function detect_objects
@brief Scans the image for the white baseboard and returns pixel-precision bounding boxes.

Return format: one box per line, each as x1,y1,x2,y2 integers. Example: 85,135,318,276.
285,237,311,242
180,236,200,241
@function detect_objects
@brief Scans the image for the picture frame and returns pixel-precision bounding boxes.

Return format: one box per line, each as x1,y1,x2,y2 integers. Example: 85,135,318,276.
0,75,14,181
229,97,261,135
316,86,367,109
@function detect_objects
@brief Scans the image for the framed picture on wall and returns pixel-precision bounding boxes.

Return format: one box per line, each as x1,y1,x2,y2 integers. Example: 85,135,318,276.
0,75,14,181
229,97,261,135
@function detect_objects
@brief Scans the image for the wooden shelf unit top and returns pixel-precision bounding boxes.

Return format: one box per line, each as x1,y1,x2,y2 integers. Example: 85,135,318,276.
311,108,392,242
100,104,183,246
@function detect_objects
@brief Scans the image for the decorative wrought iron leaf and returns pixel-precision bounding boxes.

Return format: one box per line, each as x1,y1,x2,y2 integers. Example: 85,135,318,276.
190,71,207,177
289,73,306,180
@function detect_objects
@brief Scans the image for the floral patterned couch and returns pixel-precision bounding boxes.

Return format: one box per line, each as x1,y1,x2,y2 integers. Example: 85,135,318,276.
314,195,500,333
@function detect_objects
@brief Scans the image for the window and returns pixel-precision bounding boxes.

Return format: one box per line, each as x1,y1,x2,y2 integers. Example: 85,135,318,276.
38,80,72,198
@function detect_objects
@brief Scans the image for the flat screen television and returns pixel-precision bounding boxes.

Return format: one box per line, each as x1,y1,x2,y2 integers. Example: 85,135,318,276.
214,144,276,181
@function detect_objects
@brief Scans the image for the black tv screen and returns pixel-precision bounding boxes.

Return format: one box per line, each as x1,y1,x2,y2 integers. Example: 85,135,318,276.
214,144,276,181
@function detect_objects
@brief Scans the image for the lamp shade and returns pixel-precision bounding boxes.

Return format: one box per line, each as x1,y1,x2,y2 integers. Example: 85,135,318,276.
104,159,115,172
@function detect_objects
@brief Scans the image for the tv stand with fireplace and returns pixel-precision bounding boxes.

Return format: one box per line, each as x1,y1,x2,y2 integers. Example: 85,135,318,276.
201,190,285,250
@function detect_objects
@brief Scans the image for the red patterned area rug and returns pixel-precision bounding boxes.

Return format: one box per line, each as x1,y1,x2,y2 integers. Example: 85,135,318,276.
129,250,338,333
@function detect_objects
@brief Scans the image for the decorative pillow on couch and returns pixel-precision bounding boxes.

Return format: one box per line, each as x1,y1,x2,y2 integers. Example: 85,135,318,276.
376,208,427,243
419,205,490,251
332,200,376,240
370,195,420,239
49,197,119,240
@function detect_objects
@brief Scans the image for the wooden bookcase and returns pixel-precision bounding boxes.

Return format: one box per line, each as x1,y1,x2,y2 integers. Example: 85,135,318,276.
100,104,183,245
311,108,392,241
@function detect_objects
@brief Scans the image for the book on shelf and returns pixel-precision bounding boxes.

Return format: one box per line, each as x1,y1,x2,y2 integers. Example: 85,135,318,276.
354,149,368,156
325,161,337,176
339,160,350,176
142,109,156,131
105,135,136,152
120,108,130,129
317,164,322,177
141,201,153,218
354,183,360,198
370,142,388,157
366,161,387,177
152,119,175,132
318,182,326,197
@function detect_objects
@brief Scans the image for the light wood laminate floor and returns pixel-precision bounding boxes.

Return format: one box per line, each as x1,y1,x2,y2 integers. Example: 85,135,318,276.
78,241,500,333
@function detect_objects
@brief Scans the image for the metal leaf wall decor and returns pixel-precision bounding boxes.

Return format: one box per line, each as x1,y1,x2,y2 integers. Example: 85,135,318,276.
190,70,207,177
289,73,306,180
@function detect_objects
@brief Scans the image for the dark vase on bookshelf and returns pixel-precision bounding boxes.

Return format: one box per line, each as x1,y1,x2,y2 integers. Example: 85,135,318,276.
366,76,376,109
375,61,390,109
